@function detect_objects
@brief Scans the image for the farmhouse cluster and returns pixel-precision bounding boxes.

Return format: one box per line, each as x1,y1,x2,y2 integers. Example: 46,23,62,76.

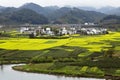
20,27,76,36
20,24,108,36
80,28,108,35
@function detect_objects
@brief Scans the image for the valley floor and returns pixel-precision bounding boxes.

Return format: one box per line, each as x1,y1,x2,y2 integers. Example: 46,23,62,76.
0,32,120,79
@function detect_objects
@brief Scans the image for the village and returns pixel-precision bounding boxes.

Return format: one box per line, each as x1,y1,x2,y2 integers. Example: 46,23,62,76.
20,23,109,37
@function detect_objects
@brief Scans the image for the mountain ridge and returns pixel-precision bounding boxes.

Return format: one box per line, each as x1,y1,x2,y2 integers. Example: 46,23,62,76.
1,3,119,24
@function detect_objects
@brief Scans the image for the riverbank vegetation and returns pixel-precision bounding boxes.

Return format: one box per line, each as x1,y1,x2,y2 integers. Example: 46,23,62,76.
0,32,120,78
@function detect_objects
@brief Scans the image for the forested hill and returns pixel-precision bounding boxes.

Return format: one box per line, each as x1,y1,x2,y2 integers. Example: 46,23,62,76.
0,8,49,24
0,3,107,24
51,8,105,24
100,15,120,24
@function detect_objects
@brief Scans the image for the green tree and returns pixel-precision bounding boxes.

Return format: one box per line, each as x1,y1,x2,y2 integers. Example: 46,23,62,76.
36,30,40,36
29,33,35,38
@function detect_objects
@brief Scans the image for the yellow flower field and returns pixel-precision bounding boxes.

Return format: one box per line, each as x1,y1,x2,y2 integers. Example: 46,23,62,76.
66,32,120,52
0,39,69,50
0,32,120,52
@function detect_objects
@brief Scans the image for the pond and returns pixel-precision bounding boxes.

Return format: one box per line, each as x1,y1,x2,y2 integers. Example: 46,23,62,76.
0,64,105,80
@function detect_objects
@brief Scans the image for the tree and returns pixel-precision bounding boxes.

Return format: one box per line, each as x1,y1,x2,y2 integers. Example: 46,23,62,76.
36,30,40,36
29,33,35,38
52,28,59,36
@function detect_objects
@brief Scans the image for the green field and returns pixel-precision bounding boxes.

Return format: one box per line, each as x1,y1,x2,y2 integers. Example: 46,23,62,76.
1,32,120,78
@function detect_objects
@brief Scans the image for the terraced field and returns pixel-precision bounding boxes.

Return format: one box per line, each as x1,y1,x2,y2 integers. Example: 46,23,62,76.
1,32,120,78
0,31,119,64
0,32,120,59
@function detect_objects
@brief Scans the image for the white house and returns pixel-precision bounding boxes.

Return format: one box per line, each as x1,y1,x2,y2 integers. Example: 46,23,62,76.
0,25,3,28
80,27,108,35
20,27,29,33
59,27,68,35
70,28,77,34
84,22,95,26
45,28,54,35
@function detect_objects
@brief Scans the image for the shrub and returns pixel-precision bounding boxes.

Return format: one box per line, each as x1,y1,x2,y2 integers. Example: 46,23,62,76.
58,58,76,62
88,67,104,75
80,66,88,73
31,56,53,63
115,70,120,75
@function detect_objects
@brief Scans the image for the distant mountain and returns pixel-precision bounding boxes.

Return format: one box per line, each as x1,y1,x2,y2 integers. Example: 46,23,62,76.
0,9,48,24
48,7,72,21
98,6,115,13
0,3,120,16
44,6,59,10
100,15,120,24
44,6,59,16
1,7,17,13
76,6,120,16
20,3,45,14
0,3,109,24
109,7,120,16
0,6,6,12
20,3,59,16
78,6,96,11
19,3,106,23
0,6,5,9
53,8,106,24
97,7,120,15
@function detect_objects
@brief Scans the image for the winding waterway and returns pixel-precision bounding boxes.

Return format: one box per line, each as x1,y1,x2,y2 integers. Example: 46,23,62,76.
0,64,105,80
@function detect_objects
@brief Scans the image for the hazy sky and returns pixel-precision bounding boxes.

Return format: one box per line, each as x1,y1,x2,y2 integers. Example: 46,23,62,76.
0,0,120,8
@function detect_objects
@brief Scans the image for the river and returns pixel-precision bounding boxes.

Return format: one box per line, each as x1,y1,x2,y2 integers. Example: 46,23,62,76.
0,64,105,80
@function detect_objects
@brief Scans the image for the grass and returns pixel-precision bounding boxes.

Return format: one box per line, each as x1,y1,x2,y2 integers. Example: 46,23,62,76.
80,66,89,73
13,63,104,78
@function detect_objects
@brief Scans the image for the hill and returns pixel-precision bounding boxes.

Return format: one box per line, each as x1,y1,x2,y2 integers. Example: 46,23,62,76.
101,15,120,24
52,8,106,24
98,7,120,16
18,3,106,24
20,3,58,16
0,8,49,24
77,6,120,16
0,3,107,24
